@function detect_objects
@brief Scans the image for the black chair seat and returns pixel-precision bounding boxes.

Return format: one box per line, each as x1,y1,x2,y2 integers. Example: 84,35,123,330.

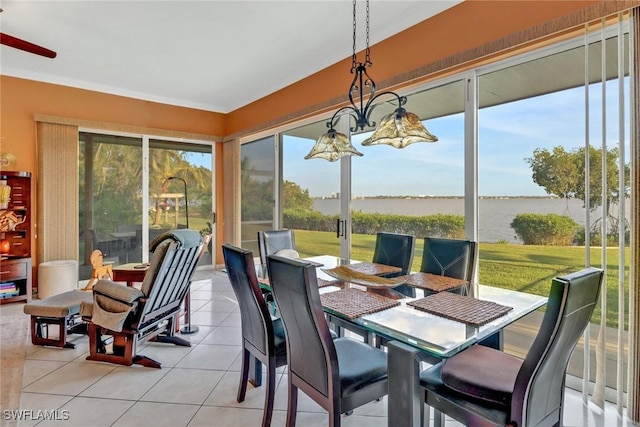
335,337,388,396
437,344,522,406
420,363,510,426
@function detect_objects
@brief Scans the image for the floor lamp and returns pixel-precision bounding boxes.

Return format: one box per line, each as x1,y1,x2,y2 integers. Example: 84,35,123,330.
168,176,199,334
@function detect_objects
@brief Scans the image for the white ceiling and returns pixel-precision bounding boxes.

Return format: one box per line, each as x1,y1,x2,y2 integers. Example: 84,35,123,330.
0,0,462,113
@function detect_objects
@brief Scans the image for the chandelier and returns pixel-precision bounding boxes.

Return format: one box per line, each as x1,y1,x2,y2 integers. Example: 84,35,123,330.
305,0,438,162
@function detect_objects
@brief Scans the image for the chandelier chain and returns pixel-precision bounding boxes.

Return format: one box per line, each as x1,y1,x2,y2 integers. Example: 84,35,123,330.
352,0,357,70
365,0,371,66
351,0,372,70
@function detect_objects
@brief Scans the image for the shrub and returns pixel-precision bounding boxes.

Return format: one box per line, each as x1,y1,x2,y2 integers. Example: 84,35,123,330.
574,226,630,246
511,213,578,245
284,209,464,238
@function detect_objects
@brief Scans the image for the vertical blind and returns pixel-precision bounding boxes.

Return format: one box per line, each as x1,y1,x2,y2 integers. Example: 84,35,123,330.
585,10,638,422
35,121,79,263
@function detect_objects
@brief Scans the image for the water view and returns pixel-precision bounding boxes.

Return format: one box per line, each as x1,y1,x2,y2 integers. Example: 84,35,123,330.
313,197,629,243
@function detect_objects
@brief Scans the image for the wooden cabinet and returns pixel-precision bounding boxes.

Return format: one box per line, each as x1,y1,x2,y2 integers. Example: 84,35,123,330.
0,258,32,303
1,171,32,303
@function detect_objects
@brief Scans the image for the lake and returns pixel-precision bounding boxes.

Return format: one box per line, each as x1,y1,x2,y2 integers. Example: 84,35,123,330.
312,197,629,243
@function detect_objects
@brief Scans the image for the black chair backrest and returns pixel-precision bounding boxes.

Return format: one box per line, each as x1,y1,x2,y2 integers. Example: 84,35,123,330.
266,254,338,399
222,243,274,357
372,232,415,276
258,229,296,266
512,267,603,426
420,237,475,281
138,229,204,333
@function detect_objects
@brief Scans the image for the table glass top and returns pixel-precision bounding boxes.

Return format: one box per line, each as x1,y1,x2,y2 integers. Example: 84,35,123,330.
259,255,547,358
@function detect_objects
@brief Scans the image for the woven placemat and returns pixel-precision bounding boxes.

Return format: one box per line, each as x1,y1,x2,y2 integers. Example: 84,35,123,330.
317,278,343,288
396,272,468,292
407,292,513,326
320,288,400,319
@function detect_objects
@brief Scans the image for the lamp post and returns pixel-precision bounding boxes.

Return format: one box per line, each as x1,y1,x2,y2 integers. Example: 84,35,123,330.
168,176,189,229
167,176,198,334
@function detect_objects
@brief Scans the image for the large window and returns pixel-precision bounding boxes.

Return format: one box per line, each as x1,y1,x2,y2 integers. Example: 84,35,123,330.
350,79,466,267
79,132,214,279
477,26,631,396
240,15,633,403
240,136,276,254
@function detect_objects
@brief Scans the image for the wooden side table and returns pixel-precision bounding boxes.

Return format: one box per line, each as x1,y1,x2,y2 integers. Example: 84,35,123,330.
112,263,149,287
112,263,185,332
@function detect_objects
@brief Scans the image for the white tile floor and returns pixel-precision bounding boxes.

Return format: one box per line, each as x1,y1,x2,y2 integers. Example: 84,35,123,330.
17,269,639,426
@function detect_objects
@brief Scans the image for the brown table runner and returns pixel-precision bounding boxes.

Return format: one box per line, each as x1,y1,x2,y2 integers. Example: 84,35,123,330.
322,264,405,288
259,276,340,289
340,262,402,276
396,272,468,292
407,292,513,326
320,288,400,319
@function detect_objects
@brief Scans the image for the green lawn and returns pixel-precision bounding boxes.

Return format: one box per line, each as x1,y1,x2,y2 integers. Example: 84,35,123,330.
293,229,630,329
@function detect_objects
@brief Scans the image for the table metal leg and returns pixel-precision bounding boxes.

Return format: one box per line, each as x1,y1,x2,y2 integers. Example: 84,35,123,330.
388,340,423,427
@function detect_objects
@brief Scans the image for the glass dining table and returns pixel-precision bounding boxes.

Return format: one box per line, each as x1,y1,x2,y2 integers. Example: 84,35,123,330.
258,255,547,426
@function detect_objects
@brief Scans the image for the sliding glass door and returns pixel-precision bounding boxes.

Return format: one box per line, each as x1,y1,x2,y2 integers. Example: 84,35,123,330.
148,139,214,265
79,132,143,277
79,131,214,280
351,79,466,268
240,136,277,254
476,22,631,399
282,121,343,258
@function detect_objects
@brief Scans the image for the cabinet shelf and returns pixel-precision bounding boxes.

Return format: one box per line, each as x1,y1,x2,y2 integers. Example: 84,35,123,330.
0,257,32,304
0,171,32,304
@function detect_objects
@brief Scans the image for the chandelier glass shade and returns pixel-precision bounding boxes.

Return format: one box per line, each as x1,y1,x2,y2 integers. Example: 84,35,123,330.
304,128,363,162
305,0,437,161
361,108,438,148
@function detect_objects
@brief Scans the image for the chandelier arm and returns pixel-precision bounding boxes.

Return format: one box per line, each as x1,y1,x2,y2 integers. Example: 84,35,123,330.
308,0,436,162
326,105,362,130
358,91,407,129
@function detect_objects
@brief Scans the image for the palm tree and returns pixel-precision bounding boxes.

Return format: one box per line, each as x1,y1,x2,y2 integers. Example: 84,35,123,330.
149,149,211,226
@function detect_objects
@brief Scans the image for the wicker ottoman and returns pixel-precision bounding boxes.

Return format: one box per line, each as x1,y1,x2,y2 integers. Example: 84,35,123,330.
23,290,93,348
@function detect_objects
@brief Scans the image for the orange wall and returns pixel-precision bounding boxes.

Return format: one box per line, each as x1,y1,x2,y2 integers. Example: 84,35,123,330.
0,76,224,170
0,76,226,265
226,0,601,135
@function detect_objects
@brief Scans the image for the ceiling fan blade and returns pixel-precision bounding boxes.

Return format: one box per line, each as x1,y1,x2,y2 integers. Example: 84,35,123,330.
0,32,56,58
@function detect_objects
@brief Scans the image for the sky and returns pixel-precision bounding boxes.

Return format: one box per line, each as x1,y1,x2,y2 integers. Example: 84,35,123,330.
185,78,628,199
282,79,629,198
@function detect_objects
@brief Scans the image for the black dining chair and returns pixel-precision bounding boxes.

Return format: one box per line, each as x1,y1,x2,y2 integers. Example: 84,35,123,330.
257,229,297,266
266,254,389,427
420,237,476,295
419,267,603,427
372,232,416,297
222,244,287,427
